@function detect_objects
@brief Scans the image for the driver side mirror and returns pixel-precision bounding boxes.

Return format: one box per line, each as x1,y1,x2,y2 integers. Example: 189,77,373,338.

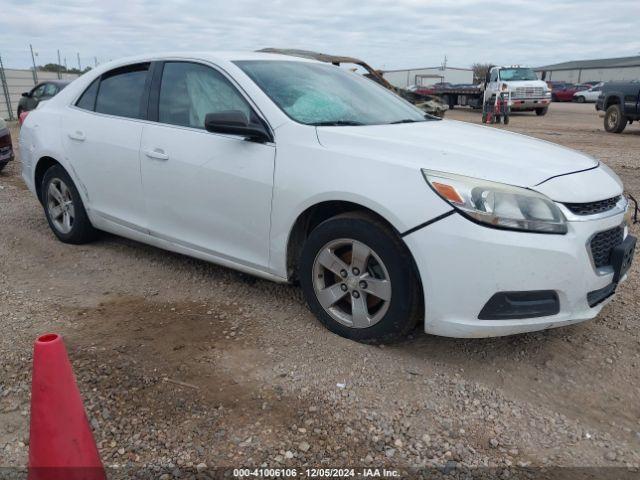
21,91,31,98
204,110,271,143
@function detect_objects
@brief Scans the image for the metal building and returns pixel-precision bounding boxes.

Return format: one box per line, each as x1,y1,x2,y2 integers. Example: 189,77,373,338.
535,56,640,84
382,66,474,89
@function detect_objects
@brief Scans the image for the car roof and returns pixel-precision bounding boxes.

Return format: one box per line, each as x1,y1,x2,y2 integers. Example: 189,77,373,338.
39,80,71,86
99,51,317,68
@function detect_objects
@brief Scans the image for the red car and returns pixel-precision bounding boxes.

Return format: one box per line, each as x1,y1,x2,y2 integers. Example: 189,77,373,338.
550,83,589,102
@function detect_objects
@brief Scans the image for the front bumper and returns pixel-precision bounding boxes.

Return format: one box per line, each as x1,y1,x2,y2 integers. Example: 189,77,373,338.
403,211,629,337
509,97,550,110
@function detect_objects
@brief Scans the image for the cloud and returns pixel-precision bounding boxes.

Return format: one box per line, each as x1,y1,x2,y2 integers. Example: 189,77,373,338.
0,0,638,70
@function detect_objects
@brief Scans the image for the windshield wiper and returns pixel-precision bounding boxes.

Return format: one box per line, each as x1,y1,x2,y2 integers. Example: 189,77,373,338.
311,120,365,126
389,118,425,124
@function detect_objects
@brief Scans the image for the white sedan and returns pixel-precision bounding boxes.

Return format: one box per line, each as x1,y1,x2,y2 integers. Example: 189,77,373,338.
19,52,635,341
573,82,604,103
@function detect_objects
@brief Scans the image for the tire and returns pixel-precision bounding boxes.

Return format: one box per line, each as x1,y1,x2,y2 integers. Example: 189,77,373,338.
42,164,98,244
604,104,627,133
535,107,548,116
299,212,422,344
0,161,7,173
551,94,557,102
575,96,585,103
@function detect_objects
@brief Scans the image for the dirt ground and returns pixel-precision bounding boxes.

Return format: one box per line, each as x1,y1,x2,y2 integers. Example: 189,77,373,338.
1,103,640,478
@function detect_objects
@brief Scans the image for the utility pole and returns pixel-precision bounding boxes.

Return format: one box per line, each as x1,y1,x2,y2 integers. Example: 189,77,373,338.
29,44,38,84
57,49,62,79
77,52,81,71
94,56,98,67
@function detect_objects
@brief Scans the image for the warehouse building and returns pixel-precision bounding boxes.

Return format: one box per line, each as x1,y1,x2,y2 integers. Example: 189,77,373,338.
535,56,640,83
382,65,473,89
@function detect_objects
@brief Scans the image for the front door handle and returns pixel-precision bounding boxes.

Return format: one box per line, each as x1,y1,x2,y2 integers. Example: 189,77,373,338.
68,130,85,141
144,148,169,161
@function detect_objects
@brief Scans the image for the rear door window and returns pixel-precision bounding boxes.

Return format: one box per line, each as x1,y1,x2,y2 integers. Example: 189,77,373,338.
95,63,150,119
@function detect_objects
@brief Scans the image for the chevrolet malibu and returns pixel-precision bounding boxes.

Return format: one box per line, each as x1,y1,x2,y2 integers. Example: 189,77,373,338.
19,52,636,342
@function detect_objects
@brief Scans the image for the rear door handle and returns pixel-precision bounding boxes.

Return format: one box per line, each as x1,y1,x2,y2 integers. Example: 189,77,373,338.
144,148,169,161
68,131,85,141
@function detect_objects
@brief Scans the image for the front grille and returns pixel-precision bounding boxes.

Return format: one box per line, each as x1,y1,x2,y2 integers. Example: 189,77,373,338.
565,196,621,216
590,226,623,268
513,87,544,98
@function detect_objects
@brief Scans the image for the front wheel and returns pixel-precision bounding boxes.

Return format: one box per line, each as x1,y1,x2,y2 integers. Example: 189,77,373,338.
535,107,548,116
299,212,422,343
42,165,98,244
604,104,627,133
575,96,585,103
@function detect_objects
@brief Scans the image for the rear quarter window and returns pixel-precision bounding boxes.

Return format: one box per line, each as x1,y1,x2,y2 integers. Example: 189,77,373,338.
75,78,99,111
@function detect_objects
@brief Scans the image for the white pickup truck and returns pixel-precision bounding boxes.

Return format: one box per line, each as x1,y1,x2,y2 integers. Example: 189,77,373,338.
431,65,552,116
486,65,552,115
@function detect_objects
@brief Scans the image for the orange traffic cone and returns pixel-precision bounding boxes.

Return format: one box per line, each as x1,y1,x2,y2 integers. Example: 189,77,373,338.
28,333,106,480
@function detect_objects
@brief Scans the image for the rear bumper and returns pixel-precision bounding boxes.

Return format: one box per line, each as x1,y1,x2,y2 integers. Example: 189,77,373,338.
403,211,629,338
509,98,550,110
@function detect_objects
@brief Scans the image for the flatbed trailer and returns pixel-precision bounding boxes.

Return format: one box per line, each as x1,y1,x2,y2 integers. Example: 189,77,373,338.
427,86,484,109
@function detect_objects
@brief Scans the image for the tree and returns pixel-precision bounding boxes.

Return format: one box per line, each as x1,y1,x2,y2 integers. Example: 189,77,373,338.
471,63,493,84
36,64,91,75
38,63,66,73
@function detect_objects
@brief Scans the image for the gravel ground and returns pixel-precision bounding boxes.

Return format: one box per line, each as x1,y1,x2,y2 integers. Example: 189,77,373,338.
1,103,639,479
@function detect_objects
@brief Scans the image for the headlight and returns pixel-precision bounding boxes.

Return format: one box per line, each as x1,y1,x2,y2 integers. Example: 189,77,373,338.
422,169,567,234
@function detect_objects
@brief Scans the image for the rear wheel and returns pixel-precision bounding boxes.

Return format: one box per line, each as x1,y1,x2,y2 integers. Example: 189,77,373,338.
604,104,627,133
535,107,548,116
42,165,98,244
299,212,421,343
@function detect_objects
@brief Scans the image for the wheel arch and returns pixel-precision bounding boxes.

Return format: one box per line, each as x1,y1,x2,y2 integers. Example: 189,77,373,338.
285,200,422,291
34,156,63,203
604,94,622,109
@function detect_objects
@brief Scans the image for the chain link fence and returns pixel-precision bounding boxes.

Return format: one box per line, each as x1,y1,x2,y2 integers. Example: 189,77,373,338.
0,58,79,120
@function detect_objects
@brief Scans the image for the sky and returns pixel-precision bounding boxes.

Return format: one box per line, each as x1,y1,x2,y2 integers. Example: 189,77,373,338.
0,0,639,71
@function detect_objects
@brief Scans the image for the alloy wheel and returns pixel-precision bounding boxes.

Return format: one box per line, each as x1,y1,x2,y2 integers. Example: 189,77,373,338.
312,238,391,328
46,178,75,234
608,110,618,130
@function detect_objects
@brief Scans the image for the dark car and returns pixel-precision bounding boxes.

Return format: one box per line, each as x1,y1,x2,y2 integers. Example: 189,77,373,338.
17,80,70,117
596,81,640,133
0,118,14,172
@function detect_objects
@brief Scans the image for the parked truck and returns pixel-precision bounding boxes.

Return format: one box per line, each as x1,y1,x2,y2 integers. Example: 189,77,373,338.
429,65,552,116
596,81,640,133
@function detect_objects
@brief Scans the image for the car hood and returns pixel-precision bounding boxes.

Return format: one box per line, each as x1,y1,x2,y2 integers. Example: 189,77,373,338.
316,120,598,189
504,79,549,90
